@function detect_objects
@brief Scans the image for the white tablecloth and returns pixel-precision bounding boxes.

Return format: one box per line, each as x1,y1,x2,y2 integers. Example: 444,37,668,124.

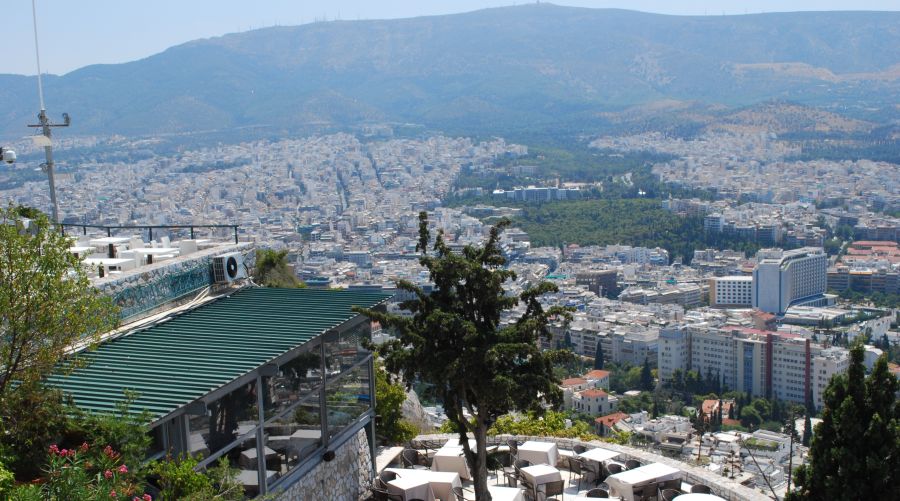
519,464,562,487
578,448,621,464
518,441,559,466
432,447,471,480
386,468,462,501
388,476,435,501
488,486,526,501
673,494,725,501
606,462,681,501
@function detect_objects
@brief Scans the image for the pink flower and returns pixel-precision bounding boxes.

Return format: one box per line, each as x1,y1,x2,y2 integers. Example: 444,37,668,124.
67,449,76,457
109,490,117,498
80,442,89,452
143,495,151,501
48,444,59,455
59,449,69,457
118,464,128,474
104,469,113,479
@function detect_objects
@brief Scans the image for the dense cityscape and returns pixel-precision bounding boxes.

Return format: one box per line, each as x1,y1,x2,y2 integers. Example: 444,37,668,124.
1,2,899,501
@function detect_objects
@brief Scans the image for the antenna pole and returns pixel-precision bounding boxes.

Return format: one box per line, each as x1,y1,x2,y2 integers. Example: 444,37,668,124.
31,0,45,111
28,0,69,224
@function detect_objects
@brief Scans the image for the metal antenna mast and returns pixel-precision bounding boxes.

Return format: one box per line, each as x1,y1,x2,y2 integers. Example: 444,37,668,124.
27,0,69,224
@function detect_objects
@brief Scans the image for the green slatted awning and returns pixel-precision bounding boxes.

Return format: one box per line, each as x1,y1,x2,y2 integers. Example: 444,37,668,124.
47,287,391,423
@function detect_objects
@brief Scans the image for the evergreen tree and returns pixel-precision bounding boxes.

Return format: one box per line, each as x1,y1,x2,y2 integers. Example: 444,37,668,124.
593,341,604,370
640,358,654,391
728,401,735,420
788,343,900,500
355,213,570,500
802,413,812,447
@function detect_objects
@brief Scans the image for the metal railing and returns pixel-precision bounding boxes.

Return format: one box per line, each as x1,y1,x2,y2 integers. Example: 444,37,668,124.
60,223,241,244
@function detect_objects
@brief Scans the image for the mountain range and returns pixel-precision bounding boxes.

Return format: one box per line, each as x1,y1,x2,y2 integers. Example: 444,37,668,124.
2,4,899,139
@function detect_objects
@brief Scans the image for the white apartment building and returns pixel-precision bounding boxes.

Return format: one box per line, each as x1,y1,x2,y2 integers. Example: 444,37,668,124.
709,276,753,307
752,247,828,314
658,324,849,409
658,326,690,382
811,347,851,410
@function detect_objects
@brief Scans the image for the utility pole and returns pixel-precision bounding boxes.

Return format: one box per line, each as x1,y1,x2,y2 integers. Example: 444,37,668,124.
27,0,69,224
28,110,69,223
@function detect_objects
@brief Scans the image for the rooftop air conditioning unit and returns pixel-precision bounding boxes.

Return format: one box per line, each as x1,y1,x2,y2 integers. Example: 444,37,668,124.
212,252,246,284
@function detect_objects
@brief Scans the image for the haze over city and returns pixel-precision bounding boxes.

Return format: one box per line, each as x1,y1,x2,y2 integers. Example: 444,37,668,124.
2,0,899,74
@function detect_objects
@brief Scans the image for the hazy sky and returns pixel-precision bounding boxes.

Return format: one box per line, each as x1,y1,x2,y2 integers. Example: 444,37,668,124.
4,0,899,75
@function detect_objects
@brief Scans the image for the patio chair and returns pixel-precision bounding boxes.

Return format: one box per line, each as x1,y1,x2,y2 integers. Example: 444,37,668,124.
401,449,429,470
606,463,624,476
585,488,609,498
566,456,585,491
487,449,509,482
452,486,475,501
507,439,519,457
542,479,565,501
371,486,404,501
573,444,587,455
504,458,532,487
380,470,398,483
691,484,712,494
520,476,538,501
625,459,641,470
660,488,681,501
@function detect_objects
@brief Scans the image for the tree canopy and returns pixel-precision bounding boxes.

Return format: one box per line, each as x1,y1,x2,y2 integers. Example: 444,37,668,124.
254,248,304,288
355,212,569,500
787,342,900,500
0,207,118,401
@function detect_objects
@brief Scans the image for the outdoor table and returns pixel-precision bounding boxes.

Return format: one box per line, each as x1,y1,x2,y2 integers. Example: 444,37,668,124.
442,438,478,450
89,236,131,258
432,446,471,480
517,440,559,466
236,469,279,496
69,245,95,258
132,247,180,263
239,446,277,470
519,463,562,498
606,462,681,501
388,476,435,501
673,494,725,501
488,485,526,501
578,448,621,464
386,468,462,501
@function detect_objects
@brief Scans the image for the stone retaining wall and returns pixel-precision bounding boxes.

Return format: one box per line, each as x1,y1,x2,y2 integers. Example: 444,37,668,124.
275,428,373,501
411,433,769,501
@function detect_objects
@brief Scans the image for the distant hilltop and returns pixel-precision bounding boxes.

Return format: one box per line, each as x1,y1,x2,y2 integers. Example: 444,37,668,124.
2,4,899,138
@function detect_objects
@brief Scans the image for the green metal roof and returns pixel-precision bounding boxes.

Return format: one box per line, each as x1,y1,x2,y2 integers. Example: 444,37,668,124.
47,287,391,422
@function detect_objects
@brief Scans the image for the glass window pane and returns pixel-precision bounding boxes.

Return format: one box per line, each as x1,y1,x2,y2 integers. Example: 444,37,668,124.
263,397,323,487
188,380,260,458
323,322,370,376
199,437,279,500
264,342,322,420
325,363,372,440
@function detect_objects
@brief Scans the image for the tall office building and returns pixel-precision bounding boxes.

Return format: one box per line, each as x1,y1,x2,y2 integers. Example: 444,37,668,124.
752,247,828,314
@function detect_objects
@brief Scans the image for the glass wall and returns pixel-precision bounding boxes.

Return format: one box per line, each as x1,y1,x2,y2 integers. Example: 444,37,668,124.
263,341,322,421
188,380,260,458
176,324,375,496
325,362,372,441
323,321,370,375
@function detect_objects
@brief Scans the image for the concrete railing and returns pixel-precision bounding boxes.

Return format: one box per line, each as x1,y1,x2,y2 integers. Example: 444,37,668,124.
411,433,770,501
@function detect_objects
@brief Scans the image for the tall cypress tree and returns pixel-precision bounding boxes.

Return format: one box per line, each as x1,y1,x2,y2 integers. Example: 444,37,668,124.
640,357,653,391
788,342,900,500
594,341,604,370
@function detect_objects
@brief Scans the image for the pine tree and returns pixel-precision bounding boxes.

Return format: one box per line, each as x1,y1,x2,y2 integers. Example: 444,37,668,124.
640,357,653,391
593,341,604,370
801,413,812,447
788,343,900,500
